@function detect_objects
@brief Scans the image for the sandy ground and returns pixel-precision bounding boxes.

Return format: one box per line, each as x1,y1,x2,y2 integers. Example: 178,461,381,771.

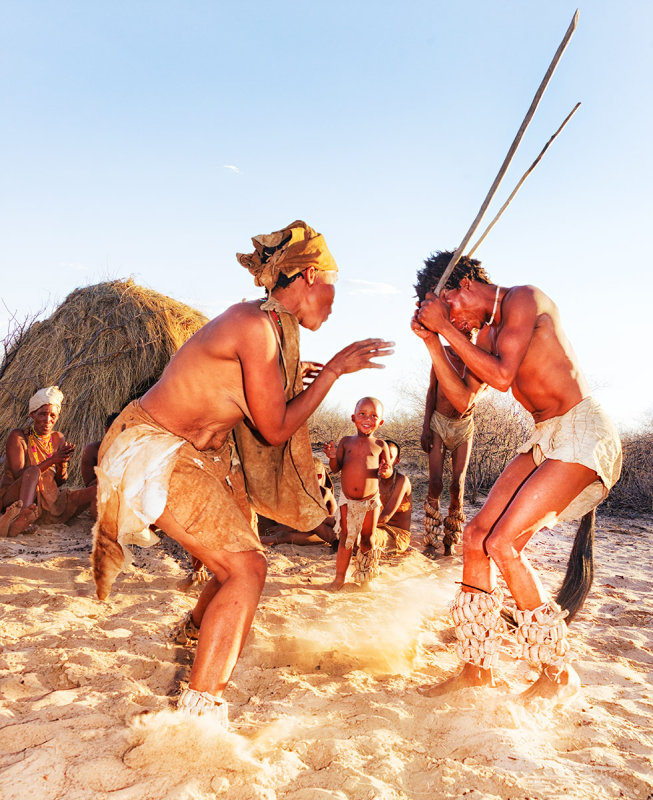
1,504,652,800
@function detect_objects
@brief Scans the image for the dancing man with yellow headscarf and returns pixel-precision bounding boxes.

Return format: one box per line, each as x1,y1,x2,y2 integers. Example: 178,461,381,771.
92,220,393,726
0,386,96,536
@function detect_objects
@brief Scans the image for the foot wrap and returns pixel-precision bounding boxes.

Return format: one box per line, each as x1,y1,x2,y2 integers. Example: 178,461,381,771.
174,610,201,645
352,547,380,583
451,587,504,670
443,510,465,548
423,501,443,547
515,600,570,672
177,687,228,727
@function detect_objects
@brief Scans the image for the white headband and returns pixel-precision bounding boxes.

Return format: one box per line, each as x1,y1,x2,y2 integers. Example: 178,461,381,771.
28,386,64,415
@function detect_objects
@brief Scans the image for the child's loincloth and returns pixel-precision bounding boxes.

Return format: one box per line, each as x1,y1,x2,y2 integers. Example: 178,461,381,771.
375,522,411,554
335,492,381,549
430,410,475,452
517,396,622,520
94,401,262,584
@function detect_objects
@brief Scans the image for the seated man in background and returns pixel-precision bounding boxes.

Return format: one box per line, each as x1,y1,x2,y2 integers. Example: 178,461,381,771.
260,458,338,546
0,386,96,535
375,439,412,555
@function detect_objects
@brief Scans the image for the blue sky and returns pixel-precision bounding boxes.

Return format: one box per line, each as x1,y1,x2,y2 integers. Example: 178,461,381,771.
1,1,650,431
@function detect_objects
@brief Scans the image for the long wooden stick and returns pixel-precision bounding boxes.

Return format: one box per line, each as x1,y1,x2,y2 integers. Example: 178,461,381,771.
435,9,579,294
468,102,581,258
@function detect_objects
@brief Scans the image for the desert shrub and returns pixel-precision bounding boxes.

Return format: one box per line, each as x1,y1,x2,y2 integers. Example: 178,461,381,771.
606,423,653,511
308,389,533,505
465,392,533,502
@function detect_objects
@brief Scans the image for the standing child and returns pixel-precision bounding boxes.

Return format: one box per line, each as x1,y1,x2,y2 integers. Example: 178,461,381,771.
323,396,390,590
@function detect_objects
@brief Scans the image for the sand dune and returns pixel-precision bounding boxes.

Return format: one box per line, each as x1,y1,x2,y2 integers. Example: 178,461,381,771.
1,508,651,799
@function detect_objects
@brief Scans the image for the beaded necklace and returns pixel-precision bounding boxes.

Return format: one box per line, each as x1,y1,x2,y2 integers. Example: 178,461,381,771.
27,426,53,465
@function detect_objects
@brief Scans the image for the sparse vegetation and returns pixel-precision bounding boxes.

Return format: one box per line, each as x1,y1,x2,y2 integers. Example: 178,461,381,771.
310,391,649,514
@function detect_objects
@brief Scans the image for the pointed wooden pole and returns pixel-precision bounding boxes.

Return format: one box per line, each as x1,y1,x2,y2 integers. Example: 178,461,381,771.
435,9,579,294
468,102,581,258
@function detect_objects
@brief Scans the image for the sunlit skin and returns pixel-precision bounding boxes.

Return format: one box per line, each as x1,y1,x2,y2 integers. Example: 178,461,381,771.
378,444,412,534
136,266,394,698
323,397,391,590
412,278,597,700
2,404,94,536
421,333,482,554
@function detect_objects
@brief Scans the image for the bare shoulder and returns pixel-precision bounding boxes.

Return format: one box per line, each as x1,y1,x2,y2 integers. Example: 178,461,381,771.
195,300,275,357
396,470,411,492
52,431,66,446
507,285,559,318
211,300,270,336
6,428,25,446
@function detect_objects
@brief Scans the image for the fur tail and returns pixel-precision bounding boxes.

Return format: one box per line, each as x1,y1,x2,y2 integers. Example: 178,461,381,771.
91,521,125,601
500,509,596,629
555,508,596,624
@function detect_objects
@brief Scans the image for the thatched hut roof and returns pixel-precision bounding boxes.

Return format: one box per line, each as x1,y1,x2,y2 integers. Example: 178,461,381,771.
0,279,208,484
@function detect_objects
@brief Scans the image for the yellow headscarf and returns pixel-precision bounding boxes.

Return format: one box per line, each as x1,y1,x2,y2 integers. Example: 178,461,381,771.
237,220,337,291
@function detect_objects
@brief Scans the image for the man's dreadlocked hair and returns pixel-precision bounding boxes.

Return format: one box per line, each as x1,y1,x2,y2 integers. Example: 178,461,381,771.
414,250,491,302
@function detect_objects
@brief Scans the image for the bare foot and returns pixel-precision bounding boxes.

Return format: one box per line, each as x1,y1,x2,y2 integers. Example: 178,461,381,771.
443,543,454,556
8,504,38,537
260,535,278,546
328,578,346,591
0,501,23,537
520,664,580,704
418,662,495,697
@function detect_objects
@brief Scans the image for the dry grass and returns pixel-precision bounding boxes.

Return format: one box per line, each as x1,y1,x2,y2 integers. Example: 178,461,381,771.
309,392,651,514
0,279,207,484
607,423,653,512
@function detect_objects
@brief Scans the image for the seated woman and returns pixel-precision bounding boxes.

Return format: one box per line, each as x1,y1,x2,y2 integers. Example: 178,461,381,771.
0,386,96,536
260,458,338,546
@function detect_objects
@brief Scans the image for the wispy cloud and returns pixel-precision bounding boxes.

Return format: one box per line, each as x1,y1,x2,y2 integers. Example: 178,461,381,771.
343,279,400,296
223,164,241,174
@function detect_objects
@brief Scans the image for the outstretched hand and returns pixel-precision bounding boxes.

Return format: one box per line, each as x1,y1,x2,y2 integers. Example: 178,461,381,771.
300,361,323,388
325,338,394,377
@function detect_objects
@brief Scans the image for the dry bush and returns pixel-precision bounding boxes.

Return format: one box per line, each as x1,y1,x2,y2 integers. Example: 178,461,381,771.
308,405,353,449
308,388,533,508
606,423,653,511
0,279,207,484
466,392,533,502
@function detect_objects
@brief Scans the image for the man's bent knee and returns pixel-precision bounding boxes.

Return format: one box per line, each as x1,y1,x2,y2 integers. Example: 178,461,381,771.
214,549,267,586
462,519,490,558
484,534,516,570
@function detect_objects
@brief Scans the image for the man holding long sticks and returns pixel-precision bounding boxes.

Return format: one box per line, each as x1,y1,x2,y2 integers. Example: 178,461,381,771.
412,253,622,700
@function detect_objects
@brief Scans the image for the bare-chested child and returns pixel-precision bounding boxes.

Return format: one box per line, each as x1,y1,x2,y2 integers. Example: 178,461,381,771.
376,439,412,554
323,396,390,589
421,333,481,555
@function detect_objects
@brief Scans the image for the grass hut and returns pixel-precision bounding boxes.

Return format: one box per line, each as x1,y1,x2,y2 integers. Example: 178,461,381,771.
0,279,208,484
